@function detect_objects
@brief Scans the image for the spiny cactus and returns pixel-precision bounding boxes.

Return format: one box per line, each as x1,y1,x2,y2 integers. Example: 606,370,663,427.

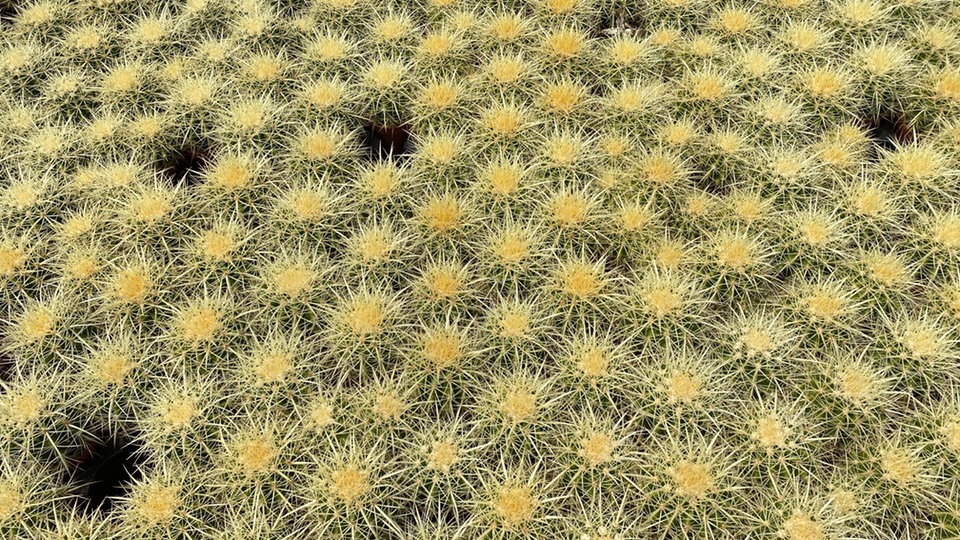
1,0,960,537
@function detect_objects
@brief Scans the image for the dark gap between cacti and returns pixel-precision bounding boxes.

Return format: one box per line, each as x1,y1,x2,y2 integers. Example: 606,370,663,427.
0,352,11,386
158,141,214,187
864,111,914,161
363,123,411,162
0,1,17,23
595,7,644,38
691,171,727,197
73,433,145,515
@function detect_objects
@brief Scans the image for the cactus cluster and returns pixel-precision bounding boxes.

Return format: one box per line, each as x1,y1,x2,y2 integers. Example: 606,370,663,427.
2,0,960,537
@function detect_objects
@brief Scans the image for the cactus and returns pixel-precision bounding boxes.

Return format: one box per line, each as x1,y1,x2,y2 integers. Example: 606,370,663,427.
2,0,960,537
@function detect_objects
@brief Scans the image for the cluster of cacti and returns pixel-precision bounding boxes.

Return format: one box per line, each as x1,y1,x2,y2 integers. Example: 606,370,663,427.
1,0,960,537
